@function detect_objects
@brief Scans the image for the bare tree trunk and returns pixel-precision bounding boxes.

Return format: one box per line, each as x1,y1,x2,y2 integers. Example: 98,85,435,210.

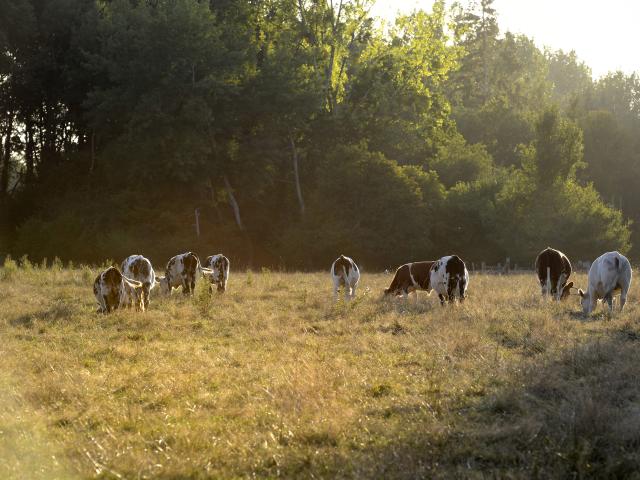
1,110,14,197
89,131,96,173
25,117,35,184
223,175,244,230
289,131,305,216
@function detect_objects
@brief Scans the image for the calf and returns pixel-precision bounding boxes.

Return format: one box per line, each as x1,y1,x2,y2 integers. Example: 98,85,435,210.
157,252,212,296
579,251,632,314
535,247,573,301
93,266,145,313
203,254,230,293
384,261,435,300
331,255,360,301
121,255,156,309
430,255,469,305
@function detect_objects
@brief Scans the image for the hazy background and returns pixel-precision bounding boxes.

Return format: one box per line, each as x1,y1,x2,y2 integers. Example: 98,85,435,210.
373,0,640,78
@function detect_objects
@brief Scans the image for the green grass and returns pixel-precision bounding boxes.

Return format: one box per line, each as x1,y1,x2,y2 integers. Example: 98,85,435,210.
1,265,640,478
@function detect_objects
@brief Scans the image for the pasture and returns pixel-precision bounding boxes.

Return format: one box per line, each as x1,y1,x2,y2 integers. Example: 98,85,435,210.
1,260,640,479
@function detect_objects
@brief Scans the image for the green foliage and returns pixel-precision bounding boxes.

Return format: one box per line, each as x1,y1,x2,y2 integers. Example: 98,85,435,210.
0,0,636,266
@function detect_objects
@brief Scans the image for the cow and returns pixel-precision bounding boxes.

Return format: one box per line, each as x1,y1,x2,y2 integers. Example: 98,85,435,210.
579,251,632,314
121,255,156,309
535,247,573,301
203,254,230,293
430,255,469,305
384,261,435,301
93,266,145,313
157,252,213,296
331,255,360,301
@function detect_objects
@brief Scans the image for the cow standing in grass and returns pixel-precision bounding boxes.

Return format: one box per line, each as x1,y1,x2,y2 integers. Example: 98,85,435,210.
203,254,230,293
579,251,632,314
157,252,213,296
121,255,156,309
331,255,360,301
384,261,435,301
430,255,469,305
93,266,145,313
535,247,574,301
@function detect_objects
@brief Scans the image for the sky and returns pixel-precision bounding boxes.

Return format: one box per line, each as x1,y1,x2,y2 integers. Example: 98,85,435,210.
370,0,640,79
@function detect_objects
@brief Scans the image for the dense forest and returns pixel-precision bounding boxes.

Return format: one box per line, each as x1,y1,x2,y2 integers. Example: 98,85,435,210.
0,0,636,269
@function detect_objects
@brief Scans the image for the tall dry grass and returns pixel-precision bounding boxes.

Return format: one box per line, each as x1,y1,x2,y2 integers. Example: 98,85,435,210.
1,263,639,478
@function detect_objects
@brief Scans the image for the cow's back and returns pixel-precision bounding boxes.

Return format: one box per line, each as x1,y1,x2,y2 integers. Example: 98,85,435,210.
122,255,154,286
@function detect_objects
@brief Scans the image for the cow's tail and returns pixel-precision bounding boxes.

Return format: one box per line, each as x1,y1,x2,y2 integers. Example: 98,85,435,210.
546,267,551,296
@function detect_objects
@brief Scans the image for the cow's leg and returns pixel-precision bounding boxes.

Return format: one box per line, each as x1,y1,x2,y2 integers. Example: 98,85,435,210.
620,287,628,312
402,289,408,301
412,290,419,304
438,294,446,306
190,276,196,296
459,279,466,304
344,286,351,301
181,275,190,295
143,284,151,309
333,280,339,301
350,283,357,299
604,292,614,312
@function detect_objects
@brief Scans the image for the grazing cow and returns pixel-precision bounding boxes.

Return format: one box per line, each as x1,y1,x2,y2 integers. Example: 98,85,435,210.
157,252,212,296
203,254,230,293
93,266,145,313
579,251,632,314
384,261,435,300
331,255,360,301
430,255,469,305
121,255,156,309
535,247,573,301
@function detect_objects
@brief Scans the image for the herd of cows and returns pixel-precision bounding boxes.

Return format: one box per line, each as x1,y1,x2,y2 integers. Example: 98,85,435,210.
92,247,632,316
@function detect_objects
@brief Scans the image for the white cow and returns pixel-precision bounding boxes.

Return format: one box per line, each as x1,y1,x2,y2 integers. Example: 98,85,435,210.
331,255,360,301
579,251,632,314
121,255,156,309
430,255,469,305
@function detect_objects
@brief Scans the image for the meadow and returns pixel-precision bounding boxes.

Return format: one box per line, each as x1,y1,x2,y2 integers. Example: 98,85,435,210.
1,259,640,479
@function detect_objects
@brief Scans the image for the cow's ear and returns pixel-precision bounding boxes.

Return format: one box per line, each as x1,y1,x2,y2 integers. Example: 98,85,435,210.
578,289,584,297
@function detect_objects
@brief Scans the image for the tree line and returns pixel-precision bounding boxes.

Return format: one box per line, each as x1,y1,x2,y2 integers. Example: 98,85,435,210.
0,0,635,269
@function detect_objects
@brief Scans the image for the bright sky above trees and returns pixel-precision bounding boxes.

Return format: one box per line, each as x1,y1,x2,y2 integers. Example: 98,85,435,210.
371,0,640,79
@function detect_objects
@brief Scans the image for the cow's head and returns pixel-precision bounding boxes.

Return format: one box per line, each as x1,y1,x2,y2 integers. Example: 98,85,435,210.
156,276,171,296
559,281,574,301
578,288,594,314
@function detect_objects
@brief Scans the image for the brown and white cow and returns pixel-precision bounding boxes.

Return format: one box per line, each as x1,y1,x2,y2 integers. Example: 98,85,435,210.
535,247,573,301
93,266,145,313
157,252,212,296
430,255,469,305
203,254,230,293
121,254,156,309
331,255,360,301
384,261,435,300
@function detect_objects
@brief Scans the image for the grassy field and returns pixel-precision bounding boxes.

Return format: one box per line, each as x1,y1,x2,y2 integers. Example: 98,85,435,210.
1,259,640,479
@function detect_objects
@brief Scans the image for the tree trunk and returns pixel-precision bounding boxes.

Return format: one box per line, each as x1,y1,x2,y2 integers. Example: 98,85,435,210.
25,117,35,184
223,175,244,230
1,111,14,197
289,131,305,216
